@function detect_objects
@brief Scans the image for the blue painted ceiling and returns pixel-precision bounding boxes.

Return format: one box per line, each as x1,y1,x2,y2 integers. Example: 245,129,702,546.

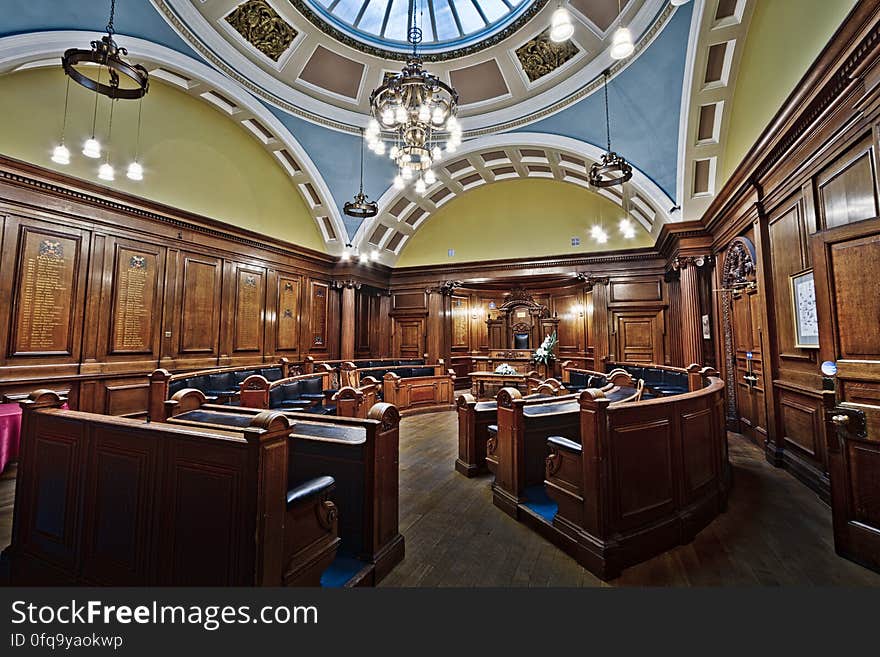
0,0,692,240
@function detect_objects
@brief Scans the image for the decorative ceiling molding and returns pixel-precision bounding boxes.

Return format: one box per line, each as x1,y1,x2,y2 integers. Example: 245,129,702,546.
677,0,757,221
0,30,348,253
151,0,670,134
352,132,677,267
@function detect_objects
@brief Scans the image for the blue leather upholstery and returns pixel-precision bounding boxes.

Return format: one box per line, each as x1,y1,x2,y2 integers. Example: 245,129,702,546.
514,333,529,350
286,475,335,508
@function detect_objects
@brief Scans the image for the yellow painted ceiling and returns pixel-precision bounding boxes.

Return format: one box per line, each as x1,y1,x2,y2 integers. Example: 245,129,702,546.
0,66,326,251
396,178,653,267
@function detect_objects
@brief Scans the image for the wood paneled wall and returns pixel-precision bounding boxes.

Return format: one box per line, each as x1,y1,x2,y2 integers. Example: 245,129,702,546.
387,256,690,380
702,0,880,499
0,158,338,415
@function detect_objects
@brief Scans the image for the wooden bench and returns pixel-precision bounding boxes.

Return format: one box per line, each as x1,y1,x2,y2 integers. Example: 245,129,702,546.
238,370,334,414
164,389,403,586
455,379,578,477
148,358,300,421
540,368,727,579
341,361,456,415
8,390,339,586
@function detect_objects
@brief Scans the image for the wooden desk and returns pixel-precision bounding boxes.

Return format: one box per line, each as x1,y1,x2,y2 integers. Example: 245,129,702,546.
469,372,531,400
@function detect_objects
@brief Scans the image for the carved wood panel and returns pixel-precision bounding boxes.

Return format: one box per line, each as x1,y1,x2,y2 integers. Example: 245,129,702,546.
231,264,266,353
393,317,425,359
106,240,165,357
816,137,879,230
309,281,329,352
178,254,222,355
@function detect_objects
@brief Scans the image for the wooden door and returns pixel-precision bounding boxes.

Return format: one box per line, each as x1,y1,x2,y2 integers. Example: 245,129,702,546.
814,217,880,572
393,317,425,359
612,311,663,364
731,287,767,444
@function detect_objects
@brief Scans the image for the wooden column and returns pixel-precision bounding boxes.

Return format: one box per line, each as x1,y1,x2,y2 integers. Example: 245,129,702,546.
336,280,357,361
677,258,705,368
588,277,610,367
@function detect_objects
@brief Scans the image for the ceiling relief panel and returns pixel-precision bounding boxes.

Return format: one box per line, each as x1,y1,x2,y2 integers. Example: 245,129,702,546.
515,28,579,83
225,0,298,61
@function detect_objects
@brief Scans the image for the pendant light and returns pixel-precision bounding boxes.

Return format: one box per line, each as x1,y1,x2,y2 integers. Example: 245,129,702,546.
83,69,102,159
97,96,115,181
589,69,632,188
127,97,144,180
550,3,575,43
343,129,379,219
610,0,635,60
51,77,72,165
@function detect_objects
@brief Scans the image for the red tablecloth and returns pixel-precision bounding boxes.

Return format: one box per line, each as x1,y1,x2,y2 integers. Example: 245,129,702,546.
0,403,22,474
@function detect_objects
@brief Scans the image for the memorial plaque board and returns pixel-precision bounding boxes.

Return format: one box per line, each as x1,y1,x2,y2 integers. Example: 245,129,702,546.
277,276,300,351
452,295,468,348
110,248,159,354
233,268,264,352
13,229,79,355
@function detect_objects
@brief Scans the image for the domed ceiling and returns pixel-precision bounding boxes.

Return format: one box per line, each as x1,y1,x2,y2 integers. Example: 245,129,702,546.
154,0,665,125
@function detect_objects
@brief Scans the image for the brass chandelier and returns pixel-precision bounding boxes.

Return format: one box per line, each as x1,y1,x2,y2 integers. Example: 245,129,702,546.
589,69,632,188
366,2,460,193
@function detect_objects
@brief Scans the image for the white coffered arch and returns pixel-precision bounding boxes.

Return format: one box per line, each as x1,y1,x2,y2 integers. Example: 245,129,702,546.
352,132,678,266
0,30,348,252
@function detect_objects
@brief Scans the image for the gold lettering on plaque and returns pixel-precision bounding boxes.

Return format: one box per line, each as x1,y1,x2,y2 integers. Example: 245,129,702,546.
235,271,261,350
15,236,75,353
112,252,155,352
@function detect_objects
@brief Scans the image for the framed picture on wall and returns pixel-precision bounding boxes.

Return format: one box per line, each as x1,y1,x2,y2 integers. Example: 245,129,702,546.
790,269,819,348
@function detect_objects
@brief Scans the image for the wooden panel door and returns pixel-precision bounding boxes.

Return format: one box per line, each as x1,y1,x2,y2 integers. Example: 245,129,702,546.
612,311,663,364
814,217,880,572
393,317,425,359
730,287,767,444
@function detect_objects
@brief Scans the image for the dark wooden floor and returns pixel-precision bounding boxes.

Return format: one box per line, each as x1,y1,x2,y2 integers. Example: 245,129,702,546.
1,410,878,586
379,410,880,586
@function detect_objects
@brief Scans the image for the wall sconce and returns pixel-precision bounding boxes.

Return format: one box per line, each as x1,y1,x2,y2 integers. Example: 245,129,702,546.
471,307,482,320
572,304,585,317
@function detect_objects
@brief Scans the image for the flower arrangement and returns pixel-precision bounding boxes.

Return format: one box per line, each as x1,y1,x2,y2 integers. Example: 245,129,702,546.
532,332,558,365
494,363,518,375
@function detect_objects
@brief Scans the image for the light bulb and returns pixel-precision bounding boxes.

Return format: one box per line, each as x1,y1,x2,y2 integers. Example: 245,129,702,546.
401,166,413,180
367,118,380,133
373,141,386,155
591,226,608,243
610,26,635,60
51,144,70,165
393,175,405,189
126,161,143,181
359,252,369,264
424,169,436,185
381,108,394,125
418,105,430,122
431,107,445,125
394,105,407,123
98,162,115,181
83,137,101,159
341,249,351,262
431,146,442,160
390,145,400,159
415,178,426,195
445,141,457,153
446,116,458,131
550,7,575,43
370,250,379,261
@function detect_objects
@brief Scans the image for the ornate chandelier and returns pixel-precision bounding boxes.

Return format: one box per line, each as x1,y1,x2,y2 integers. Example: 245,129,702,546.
589,69,632,188
366,3,460,193
344,129,378,219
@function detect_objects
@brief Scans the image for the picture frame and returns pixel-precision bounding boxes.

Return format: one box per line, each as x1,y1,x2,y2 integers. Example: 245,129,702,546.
790,269,819,349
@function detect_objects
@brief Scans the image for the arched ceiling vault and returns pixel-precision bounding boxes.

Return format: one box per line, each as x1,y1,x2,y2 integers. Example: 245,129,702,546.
0,31,348,252
353,133,676,266
677,0,757,222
